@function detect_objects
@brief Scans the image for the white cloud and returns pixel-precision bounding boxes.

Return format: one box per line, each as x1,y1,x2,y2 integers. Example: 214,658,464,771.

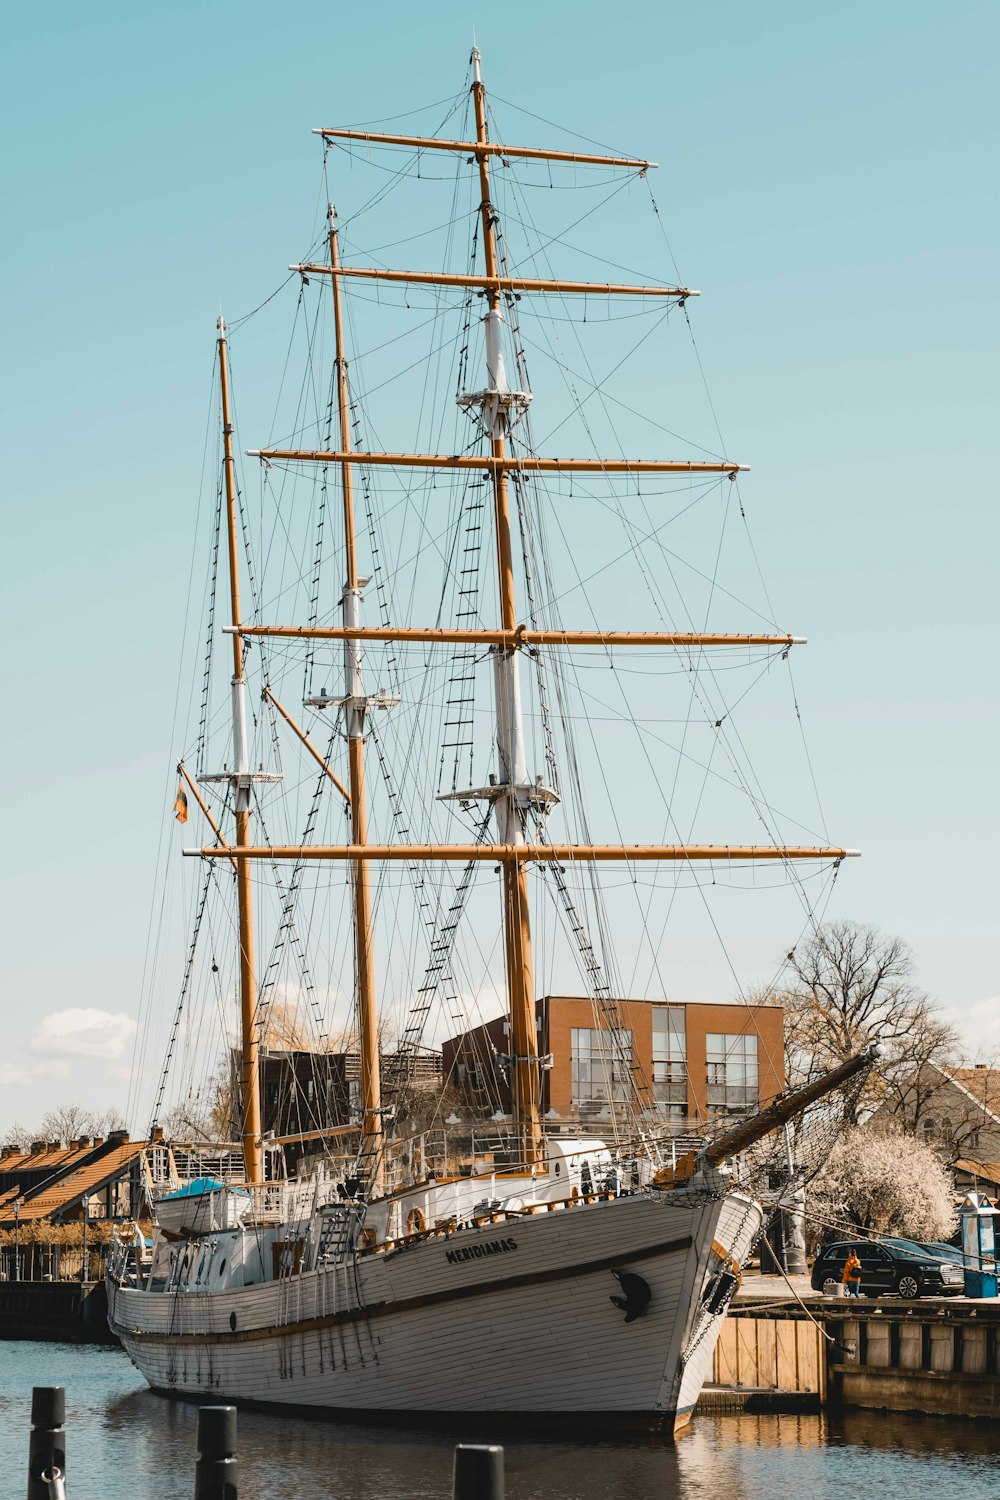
30,1008,136,1061
0,1059,69,1087
942,997,1000,1062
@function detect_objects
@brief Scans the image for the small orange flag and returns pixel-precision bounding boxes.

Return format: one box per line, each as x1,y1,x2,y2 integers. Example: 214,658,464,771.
174,783,189,824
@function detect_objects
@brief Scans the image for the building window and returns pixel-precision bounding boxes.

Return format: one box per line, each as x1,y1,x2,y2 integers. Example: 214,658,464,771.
706,1033,758,1114
464,1055,483,1092
571,1028,633,1116
652,1006,687,1118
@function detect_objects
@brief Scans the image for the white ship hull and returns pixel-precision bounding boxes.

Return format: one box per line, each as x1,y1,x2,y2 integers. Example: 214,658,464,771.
108,1188,759,1433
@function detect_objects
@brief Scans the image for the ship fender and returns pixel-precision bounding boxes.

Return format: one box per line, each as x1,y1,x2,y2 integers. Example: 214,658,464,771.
701,1268,740,1316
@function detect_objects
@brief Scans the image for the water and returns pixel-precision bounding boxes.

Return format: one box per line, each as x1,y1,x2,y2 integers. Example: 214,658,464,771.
1,1341,998,1499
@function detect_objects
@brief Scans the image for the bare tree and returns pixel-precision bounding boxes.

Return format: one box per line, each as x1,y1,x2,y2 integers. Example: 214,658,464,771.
161,1065,237,1143
779,920,959,1124
256,997,356,1054
98,1108,128,1135
37,1104,99,1142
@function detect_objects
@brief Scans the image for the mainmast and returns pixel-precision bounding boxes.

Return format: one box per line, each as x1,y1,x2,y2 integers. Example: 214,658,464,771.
215,320,262,1186
324,208,385,1192
470,49,545,1166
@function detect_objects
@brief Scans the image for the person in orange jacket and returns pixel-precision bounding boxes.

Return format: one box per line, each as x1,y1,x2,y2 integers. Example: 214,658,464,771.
841,1248,862,1295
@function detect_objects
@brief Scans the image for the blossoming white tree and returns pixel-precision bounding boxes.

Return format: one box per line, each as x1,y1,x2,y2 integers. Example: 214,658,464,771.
808,1126,957,1243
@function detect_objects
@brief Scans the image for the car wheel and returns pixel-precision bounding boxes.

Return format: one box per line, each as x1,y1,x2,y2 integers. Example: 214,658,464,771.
896,1273,921,1299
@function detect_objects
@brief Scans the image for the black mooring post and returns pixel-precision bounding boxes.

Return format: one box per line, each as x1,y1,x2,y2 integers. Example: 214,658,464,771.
27,1387,65,1500
453,1444,504,1500
194,1405,238,1500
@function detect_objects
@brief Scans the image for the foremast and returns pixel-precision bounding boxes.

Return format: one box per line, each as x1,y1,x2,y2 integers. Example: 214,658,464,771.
216,321,263,1185
326,209,386,1192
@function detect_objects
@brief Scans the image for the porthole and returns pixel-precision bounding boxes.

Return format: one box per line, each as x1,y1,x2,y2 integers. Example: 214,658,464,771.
218,1259,227,1277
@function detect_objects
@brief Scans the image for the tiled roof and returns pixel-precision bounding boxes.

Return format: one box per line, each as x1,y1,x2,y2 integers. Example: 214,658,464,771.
0,1143,97,1185
953,1158,1000,1183
0,1142,146,1226
943,1068,1000,1124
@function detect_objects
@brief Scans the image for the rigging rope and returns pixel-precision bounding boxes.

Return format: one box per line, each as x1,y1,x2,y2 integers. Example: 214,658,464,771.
148,862,215,1136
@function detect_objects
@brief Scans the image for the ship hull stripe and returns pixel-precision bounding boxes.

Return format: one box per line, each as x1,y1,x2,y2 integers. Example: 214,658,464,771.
110,1231,693,1346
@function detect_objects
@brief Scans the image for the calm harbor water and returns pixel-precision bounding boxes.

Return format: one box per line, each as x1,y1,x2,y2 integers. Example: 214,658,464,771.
1,1341,998,1499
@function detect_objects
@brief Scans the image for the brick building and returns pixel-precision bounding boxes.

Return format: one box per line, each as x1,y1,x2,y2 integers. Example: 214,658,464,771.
442,996,784,1130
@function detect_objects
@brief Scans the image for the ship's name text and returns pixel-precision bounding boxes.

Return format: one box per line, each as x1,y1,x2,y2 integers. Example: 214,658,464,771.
445,1237,518,1265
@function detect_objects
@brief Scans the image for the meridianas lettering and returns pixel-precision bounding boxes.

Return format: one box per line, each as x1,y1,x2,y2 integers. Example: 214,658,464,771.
446,1237,518,1266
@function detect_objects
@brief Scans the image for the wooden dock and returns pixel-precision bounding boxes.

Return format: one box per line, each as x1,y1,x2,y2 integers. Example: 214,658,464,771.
700,1274,1000,1421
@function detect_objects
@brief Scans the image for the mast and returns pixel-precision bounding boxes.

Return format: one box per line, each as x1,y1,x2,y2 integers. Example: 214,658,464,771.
217,319,263,1186
328,207,384,1192
217,60,861,1183
470,49,544,1167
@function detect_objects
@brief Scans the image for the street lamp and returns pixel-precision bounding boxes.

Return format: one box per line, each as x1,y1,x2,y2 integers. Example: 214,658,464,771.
12,1199,22,1282
81,1194,92,1282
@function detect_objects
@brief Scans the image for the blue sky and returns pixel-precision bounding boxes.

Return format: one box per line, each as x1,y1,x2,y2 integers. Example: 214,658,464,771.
0,0,996,1134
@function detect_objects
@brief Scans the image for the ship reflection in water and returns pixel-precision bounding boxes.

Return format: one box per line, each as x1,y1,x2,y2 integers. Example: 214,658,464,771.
3,1343,998,1500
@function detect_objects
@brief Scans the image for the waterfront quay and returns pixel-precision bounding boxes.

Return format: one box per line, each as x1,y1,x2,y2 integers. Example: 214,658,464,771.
702,1274,1000,1421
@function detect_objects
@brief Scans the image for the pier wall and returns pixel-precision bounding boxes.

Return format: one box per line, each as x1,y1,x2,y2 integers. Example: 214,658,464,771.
714,1312,826,1401
0,1280,114,1344
707,1298,1000,1421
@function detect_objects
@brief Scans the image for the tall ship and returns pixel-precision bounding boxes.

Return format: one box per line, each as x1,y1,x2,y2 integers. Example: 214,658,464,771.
108,51,867,1432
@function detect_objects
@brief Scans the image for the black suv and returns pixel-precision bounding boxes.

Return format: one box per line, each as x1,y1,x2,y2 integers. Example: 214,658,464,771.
811,1239,965,1299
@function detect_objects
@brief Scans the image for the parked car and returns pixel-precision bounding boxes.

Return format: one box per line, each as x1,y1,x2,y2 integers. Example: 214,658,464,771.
883,1237,972,1270
811,1239,965,1298
921,1241,968,1266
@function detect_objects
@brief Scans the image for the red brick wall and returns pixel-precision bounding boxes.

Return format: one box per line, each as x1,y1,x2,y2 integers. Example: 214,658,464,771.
444,996,784,1124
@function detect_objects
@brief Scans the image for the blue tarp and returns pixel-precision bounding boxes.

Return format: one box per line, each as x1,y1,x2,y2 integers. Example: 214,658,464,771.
158,1177,226,1202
